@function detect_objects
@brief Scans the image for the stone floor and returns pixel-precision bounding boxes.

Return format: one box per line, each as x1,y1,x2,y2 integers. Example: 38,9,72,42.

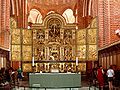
12,87,98,90
0,75,100,90
11,80,99,90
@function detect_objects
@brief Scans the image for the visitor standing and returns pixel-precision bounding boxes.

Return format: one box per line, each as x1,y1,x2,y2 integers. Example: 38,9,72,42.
107,65,114,90
97,65,104,90
17,67,22,83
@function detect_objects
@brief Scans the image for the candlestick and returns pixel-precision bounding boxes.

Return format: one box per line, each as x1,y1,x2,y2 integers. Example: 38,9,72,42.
76,57,78,66
76,26,78,29
32,57,34,66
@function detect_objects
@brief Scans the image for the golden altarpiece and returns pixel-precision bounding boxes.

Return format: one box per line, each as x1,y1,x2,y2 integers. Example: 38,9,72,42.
10,13,97,73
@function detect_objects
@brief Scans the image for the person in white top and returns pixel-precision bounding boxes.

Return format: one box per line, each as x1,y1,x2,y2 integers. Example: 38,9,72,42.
107,66,114,90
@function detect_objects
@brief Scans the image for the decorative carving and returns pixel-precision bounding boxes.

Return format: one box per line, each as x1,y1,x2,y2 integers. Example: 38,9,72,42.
35,46,45,60
64,46,72,60
33,13,76,63
10,18,17,29
22,29,32,44
22,45,32,61
36,30,45,41
77,45,86,60
64,29,72,45
88,45,97,60
91,18,97,28
11,45,21,61
76,29,86,45
22,63,32,72
48,18,61,42
78,63,86,71
11,29,20,44
88,29,97,44
49,44,60,61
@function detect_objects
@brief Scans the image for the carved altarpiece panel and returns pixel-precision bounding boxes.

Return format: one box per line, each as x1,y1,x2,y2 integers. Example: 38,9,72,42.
33,16,76,62
11,14,98,72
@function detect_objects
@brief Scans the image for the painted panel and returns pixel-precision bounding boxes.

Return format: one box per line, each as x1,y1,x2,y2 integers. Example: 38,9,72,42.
76,29,86,45
90,18,97,28
22,45,32,61
22,63,32,72
22,29,32,44
78,63,86,71
10,18,17,29
11,29,20,44
11,45,21,61
77,45,86,60
88,45,97,60
88,29,97,44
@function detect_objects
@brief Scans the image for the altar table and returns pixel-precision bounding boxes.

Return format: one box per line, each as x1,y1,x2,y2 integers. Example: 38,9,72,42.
29,73,81,88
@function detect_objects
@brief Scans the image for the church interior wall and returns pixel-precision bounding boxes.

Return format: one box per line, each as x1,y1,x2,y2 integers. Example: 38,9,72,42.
0,0,119,75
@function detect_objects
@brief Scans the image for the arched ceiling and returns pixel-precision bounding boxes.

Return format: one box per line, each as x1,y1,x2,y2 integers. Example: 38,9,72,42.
10,0,98,28
27,0,77,17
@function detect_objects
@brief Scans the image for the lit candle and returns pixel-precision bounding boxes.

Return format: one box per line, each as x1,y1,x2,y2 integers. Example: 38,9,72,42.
76,57,78,66
76,26,78,30
1,57,3,67
32,57,34,66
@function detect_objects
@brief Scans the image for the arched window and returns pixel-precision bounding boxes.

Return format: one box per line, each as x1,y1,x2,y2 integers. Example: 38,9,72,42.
28,9,43,24
62,9,75,23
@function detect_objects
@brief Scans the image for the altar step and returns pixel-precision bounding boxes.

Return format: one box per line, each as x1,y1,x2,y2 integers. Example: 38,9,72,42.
12,87,99,90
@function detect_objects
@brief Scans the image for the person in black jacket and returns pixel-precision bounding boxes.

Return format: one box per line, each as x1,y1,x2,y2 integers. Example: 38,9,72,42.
114,66,120,87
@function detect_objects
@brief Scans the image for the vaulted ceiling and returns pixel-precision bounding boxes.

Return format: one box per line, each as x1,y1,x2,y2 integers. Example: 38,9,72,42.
10,0,98,28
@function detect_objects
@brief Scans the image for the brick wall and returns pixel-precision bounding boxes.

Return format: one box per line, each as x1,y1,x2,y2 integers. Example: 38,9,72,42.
98,0,120,48
0,0,10,49
98,0,104,47
110,0,120,43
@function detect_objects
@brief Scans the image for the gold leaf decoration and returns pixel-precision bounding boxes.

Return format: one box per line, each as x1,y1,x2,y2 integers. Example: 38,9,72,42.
22,45,32,61
90,18,97,28
88,45,97,60
88,29,97,44
76,29,86,45
22,63,32,72
22,29,32,44
77,45,86,60
11,29,20,44
10,18,17,29
11,45,21,61
78,63,86,71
